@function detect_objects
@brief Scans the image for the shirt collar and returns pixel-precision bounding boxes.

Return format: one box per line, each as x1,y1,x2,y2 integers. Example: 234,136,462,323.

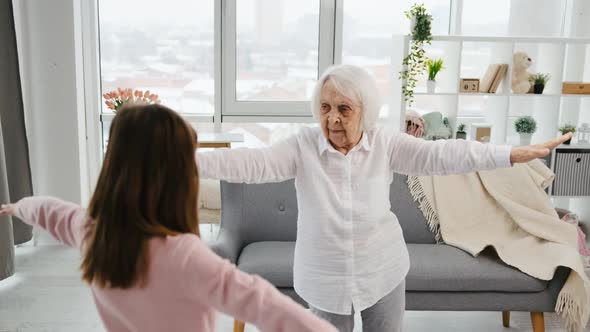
318,131,371,155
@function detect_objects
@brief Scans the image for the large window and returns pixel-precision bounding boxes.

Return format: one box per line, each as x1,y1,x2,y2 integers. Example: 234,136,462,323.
98,0,215,115
236,0,320,101
97,0,455,122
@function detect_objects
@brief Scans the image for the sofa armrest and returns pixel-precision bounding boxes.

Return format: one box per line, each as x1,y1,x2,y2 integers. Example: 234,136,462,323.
208,229,243,264
546,266,571,298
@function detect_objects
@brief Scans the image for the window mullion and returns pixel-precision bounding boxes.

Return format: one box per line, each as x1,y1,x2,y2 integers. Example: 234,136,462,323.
333,0,343,65
449,0,463,35
318,0,337,75
221,0,237,124
214,0,223,131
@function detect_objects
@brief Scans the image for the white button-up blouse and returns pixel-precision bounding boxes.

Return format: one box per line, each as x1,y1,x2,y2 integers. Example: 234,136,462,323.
197,127,512,315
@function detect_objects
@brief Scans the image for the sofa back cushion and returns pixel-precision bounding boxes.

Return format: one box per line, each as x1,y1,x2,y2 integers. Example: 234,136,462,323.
220,174,436,245
220,180,299,244
389,174,437,244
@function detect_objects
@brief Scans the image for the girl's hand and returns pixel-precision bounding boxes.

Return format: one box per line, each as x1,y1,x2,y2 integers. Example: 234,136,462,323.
0,203,16,217
510,132,573,164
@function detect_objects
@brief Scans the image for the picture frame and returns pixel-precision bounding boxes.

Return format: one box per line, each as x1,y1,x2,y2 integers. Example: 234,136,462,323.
460,78,480,93
471,123,493,143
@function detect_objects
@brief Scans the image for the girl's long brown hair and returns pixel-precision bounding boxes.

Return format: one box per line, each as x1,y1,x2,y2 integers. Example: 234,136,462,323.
81,104,200,288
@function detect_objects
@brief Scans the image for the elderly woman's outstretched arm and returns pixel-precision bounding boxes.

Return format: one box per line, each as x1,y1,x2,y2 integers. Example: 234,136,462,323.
388,132,573,176
388,132,512,176
197,135,298,183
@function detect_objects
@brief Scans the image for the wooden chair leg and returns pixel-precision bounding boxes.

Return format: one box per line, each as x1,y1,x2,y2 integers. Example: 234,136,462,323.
530,312,545,332
502,311,510,327
233,319,245,332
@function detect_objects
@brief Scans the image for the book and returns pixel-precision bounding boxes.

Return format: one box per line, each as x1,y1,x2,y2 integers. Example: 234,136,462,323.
479,64,501,93
489,64,508,93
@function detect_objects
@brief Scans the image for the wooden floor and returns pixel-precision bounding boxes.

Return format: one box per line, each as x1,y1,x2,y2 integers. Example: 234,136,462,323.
0,226,588,332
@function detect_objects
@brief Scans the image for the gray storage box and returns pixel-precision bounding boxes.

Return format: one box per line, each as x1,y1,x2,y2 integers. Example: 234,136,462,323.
551,148,590,196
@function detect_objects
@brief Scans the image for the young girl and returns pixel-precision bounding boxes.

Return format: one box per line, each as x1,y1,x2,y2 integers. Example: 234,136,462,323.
0,104,336,332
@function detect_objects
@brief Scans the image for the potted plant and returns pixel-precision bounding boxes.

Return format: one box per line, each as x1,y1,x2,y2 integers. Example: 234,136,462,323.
559,124,577,145
528,73,550,94
426,57,444,93
400,3,432,107
514,116,537,146
456,123,467,140
103,88,161,112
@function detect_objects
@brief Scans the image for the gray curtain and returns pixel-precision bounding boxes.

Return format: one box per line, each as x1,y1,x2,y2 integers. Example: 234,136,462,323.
0,124,15,280
0,0,33,245
0,0,34,280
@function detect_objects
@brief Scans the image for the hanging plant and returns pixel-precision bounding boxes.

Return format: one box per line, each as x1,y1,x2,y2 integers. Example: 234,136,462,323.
400,3,432,107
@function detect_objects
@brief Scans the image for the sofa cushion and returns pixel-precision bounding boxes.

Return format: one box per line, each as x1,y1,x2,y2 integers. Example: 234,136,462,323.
237,241,294,287
407,244,548,292
237,241,549,293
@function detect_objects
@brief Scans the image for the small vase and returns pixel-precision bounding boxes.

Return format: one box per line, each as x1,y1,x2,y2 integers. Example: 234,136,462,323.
426,80,436,94
564,138,572,145
456,132,466,140
533,84,545,94
519,133,532,146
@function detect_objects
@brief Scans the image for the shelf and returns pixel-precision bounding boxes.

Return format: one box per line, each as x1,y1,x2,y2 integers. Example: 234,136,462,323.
510,94,561,98
414,93,585,98
414,92,457,96
459,93,508,97
420,35,590,44
556,144,590,149
414,92,509,97
562,94,590,97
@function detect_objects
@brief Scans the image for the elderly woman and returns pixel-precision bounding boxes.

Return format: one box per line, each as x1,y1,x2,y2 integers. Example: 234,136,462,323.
197,65,571,332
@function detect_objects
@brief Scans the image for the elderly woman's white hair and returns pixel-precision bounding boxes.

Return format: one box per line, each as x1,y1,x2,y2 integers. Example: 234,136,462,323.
311,64,381,131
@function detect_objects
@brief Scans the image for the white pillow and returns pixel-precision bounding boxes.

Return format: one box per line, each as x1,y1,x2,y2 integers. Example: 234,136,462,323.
200,179,221,210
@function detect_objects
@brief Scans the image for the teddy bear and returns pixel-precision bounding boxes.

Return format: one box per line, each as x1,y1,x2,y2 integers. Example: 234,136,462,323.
511,52,534,94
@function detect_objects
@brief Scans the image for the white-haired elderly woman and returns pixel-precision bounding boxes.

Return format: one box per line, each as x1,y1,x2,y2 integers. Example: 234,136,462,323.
197,65,571,332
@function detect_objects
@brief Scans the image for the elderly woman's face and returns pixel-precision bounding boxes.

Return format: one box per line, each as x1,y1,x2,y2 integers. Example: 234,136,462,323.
319,80,363,153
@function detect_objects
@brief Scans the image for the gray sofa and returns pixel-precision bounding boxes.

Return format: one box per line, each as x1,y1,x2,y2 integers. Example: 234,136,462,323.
210,174,570,332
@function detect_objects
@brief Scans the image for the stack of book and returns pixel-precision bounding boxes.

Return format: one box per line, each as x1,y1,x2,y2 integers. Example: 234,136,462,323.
479,64,509,93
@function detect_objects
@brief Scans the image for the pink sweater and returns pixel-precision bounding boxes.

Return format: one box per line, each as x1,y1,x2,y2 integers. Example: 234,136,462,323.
14,196,337,332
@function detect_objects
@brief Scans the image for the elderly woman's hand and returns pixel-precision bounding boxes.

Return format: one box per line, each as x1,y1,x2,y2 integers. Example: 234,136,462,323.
510,132,574,164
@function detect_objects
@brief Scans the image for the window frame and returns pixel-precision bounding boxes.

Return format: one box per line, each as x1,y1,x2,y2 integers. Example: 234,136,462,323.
221,0,339,118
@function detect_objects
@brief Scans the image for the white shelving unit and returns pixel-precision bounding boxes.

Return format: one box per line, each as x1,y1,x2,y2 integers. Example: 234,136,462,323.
390,35,590,147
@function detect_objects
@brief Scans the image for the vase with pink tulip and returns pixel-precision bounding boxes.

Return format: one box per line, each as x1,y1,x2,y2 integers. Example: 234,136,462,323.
102,88,161,112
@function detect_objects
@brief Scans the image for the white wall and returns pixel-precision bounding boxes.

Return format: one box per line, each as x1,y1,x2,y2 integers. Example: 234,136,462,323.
12,0,87,204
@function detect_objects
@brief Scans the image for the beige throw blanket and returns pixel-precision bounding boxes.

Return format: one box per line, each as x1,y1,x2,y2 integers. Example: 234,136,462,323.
407,159,590,332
